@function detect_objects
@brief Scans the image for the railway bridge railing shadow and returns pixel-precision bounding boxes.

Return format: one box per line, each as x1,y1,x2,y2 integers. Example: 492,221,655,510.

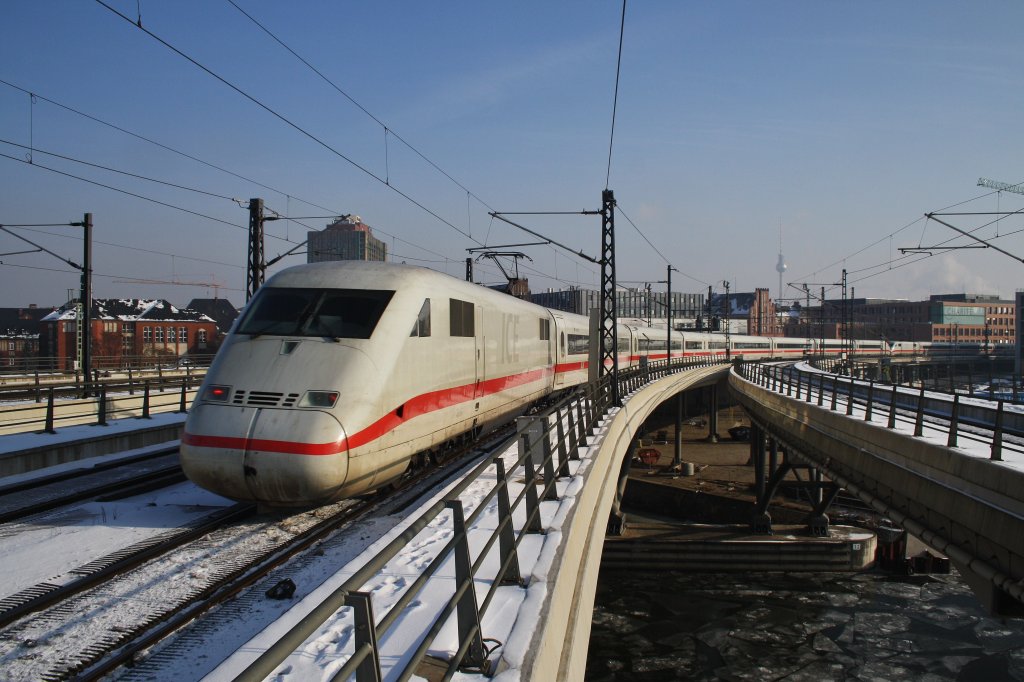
231,355,730,682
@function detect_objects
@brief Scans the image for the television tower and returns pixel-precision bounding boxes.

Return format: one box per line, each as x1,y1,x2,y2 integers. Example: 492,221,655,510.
775,223,787,301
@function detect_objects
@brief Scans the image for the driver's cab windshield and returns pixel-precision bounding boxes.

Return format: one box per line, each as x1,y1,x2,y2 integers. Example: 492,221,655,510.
237,287,394,339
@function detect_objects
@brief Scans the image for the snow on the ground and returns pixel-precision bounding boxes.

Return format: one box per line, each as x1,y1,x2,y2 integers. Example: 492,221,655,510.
203,410,616,682
0,411,186,459
0,481,233,601
780,362,1023,472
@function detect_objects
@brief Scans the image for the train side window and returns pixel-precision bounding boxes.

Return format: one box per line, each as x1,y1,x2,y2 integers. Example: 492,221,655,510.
539,318,550,340
410,299,431,337
561,332,566,353
450,298,475,337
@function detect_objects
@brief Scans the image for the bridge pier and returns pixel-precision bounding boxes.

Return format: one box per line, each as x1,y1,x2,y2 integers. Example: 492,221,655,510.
671,392,683,468
608,440,636,536
706,384,720,443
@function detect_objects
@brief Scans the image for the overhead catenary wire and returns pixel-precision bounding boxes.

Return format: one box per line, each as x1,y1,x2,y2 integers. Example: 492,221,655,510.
793,184,1024,285
0,138,237,201
0,78,335,215
605,0,626,190
1,77,476,273
0,260,245,293
0,151,248,232
0,81,504,283
224,0,499,217
7,225,244,270
94,0,478,243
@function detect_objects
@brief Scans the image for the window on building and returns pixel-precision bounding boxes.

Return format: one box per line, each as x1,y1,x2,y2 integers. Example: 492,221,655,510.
143,326,152,342
122,322,133,334
168,327,177,343
180,327,188,344
155,327,164,343
198,329,207,344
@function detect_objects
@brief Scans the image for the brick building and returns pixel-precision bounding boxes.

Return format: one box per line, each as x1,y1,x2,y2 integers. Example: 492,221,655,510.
0,306,52,370
40,299,217,370
709,289,782,336
783,293,1015,348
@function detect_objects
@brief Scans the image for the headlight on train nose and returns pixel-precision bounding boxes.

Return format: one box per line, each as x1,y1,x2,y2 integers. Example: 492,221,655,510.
206,385,231,401
299,391,340,408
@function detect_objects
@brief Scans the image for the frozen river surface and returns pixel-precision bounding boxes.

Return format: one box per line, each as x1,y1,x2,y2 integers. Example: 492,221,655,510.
586,568,1024,681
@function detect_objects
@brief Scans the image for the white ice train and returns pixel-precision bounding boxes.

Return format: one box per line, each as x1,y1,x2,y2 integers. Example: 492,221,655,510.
180,261,986,506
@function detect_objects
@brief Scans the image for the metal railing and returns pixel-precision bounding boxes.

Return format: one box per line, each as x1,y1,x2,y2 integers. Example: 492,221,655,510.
811,355,1021,403
739,361,1024,462
236,354,727,682
0,353,216,375
0,376,201,435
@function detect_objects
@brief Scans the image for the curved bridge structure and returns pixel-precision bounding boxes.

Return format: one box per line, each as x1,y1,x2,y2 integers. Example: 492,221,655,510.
521,361,728,680
729,363,1024,615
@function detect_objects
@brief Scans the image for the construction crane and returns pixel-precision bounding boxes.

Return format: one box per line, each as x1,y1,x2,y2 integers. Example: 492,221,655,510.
113,276,227,298
978,177,1024,195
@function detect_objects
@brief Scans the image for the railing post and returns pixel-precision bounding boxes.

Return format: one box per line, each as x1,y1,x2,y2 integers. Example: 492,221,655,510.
817,373,824,407
830,376,838,411
864,380,874,421
554,408,571,478
521,432,544,534
179,378,188,413
794,372,802,400
493,459,523,585
539,416,558,501
445,500,488,671
846,377,855,416
574,394,588,449
43,387,56,434
887,384,897,429
141,380,151,419
947,394,960,448
34,371,41,404
991,400,1004,461
127,366,134,396
786,369,793,397
97,386,108,426
914,386,925,437
344,591,383,682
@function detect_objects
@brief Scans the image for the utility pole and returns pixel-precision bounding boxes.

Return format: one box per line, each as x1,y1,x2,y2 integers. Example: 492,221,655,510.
706,285,713,331
666,265,675,362
79,213,92,387
722,280,731,360
247,198,265,302
820,286,825,360
645,282,652,326
841,268,849,363
599,189,619,405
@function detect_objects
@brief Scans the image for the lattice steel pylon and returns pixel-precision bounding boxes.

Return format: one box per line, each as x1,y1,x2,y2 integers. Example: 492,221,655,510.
600,189,620,405
246,198,265,302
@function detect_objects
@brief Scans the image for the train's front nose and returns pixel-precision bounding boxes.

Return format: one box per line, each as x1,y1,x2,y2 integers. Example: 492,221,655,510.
181,403,350,506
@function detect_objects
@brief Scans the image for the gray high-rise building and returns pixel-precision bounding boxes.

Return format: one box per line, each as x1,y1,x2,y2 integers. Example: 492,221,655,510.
307,215,387,263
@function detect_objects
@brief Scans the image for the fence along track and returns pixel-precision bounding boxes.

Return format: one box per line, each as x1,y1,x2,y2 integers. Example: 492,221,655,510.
234,356,724,682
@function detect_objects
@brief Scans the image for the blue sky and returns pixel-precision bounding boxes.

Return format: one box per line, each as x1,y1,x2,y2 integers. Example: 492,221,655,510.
2,1,1023,310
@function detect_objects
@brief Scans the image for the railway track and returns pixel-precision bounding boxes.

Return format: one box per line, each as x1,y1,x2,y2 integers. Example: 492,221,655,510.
0,447,185,524
0,422,516,681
